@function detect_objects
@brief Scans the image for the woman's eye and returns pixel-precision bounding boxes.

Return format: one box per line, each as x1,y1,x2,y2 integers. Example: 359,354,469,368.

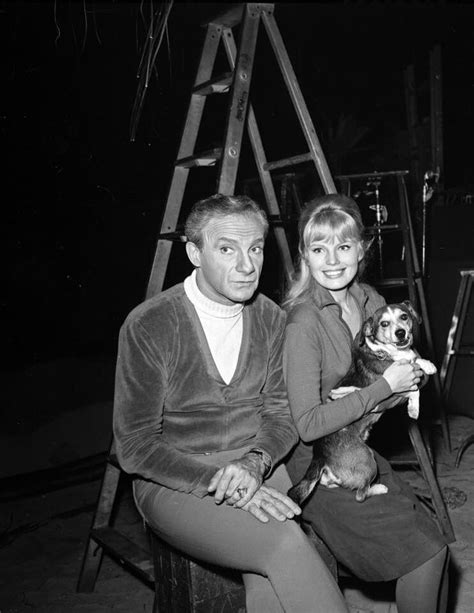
340,244,351,251
311,247,323,253
252,246,263,254
220,246,232,254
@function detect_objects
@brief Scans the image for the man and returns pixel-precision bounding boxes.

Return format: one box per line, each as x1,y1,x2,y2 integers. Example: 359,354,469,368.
113,194,347,612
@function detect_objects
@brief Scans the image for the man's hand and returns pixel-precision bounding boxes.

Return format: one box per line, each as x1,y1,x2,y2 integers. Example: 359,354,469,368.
207,454,265,506
241,485,302,523
329,385,361,400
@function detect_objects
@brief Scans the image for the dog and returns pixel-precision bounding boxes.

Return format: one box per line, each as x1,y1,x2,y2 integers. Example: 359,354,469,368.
287,301,437,505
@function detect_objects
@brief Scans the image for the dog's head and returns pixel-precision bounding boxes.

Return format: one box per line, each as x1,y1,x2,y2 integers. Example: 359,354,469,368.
361,301,420,350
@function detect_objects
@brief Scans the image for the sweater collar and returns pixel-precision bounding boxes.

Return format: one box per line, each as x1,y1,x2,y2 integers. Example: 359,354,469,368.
184,270,244,319
310,280,369,310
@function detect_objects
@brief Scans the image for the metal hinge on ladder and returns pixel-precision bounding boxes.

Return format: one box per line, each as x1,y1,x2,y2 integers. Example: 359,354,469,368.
145,2,336,299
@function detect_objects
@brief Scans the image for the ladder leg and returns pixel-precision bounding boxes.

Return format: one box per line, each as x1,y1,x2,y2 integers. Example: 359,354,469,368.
221,28,294,283
146,24,222,299
77,454,121,592
407,421,455,543
218,7,261,195
398,176,451,451
440,274,472,400
261,8,336,194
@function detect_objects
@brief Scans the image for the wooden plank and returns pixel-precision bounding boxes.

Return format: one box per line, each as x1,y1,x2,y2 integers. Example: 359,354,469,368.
91,527,155,584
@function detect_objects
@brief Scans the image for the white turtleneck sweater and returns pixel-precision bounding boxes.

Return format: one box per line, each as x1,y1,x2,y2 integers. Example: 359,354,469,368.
184,270,243,385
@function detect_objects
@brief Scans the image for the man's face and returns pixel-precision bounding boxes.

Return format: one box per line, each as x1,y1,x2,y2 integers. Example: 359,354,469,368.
186,213,265,305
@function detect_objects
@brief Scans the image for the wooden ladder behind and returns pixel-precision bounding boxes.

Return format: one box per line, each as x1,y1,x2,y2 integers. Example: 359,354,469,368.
145,2,335,299
77,1,337,597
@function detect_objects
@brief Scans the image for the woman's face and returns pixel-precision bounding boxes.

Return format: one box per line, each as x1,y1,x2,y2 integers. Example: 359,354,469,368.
304,231,364,294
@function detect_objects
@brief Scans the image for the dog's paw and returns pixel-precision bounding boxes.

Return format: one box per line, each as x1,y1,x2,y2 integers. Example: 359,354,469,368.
407,391,420,419
367,483,388,497
417,358,437,375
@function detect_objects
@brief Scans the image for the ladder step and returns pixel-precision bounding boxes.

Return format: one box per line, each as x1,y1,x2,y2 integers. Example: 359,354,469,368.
375,278,408,288
451,348,474,356
193,72,233,95
203,3,245,27
264,152,312,172
108,453,120,468
91,527,154,585
366,224,401,233
176,148,222,168
156,231,186,242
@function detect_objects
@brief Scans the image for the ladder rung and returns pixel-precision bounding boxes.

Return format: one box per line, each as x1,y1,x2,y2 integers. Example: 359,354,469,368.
264,152,312,172
91,527,154,584
157,231,186,242
193,72,233,95
203,3,245,27
176,148,222,168
450,348,474,356
366,224,402,233
108,453,120,468
375,278,408,288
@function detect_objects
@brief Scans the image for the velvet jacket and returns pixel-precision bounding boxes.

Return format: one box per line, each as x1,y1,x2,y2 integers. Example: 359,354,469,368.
113,283,298,497
283,281,396,483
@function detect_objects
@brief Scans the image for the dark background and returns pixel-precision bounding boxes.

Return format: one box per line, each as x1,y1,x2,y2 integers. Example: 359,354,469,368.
2,1,473,433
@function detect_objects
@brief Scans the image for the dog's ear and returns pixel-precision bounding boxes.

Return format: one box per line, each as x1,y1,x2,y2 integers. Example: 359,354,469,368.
402,300,421,324
361,317,374,344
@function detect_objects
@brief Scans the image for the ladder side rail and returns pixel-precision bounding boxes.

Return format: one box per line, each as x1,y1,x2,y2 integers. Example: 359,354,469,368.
221,28,294,281
440,273,472,399
397,176,451,450
261,9,336,194
399,175,422,278
403,65,422,188
77,459,122,591
407,422,455,542
217,7,261,195
397,176,418,308
146,25,223,299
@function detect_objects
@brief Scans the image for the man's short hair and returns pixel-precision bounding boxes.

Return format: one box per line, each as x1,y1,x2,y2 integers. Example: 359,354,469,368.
184,194,269,248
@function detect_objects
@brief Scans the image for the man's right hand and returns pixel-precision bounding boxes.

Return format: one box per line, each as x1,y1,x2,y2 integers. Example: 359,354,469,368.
241,485,302,523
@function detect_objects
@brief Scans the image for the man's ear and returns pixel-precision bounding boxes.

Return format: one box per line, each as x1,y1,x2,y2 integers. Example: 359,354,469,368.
185,241,201,268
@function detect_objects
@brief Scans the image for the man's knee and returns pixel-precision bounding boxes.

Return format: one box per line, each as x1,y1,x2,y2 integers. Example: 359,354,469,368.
266,520,314,562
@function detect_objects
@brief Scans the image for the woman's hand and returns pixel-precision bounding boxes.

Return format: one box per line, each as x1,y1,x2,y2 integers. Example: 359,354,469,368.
241,485,302,523
383,359,424,394
329,385,361,400
207,454,264,506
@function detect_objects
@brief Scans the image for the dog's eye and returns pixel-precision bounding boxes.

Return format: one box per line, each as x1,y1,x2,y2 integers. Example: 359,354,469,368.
400,314,408,320
380,321,390,327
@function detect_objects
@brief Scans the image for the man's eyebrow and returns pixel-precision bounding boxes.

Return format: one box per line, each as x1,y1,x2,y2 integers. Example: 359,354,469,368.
215,236,264,244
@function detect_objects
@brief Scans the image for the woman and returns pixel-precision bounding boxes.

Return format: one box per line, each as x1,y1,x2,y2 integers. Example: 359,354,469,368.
283,194,449,613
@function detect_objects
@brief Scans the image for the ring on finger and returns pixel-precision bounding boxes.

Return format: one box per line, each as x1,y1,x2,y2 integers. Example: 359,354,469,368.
237,487,248,498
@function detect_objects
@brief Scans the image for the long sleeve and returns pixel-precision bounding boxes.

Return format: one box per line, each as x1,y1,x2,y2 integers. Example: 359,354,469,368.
113,317,219,498
283,317,392,443
252,308,298,463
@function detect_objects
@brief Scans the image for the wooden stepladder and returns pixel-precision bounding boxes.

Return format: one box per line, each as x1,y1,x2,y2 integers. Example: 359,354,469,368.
145,2,335,299
77,3,337,604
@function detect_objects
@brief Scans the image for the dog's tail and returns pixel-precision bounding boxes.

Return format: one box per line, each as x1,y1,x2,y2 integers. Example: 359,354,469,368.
287,478,319,506
287,457,326,505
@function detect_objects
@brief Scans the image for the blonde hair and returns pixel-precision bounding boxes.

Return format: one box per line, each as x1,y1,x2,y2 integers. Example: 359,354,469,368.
283,194,372,310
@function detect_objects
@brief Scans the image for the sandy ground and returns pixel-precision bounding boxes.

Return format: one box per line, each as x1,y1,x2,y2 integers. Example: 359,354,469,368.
1,399,474,612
